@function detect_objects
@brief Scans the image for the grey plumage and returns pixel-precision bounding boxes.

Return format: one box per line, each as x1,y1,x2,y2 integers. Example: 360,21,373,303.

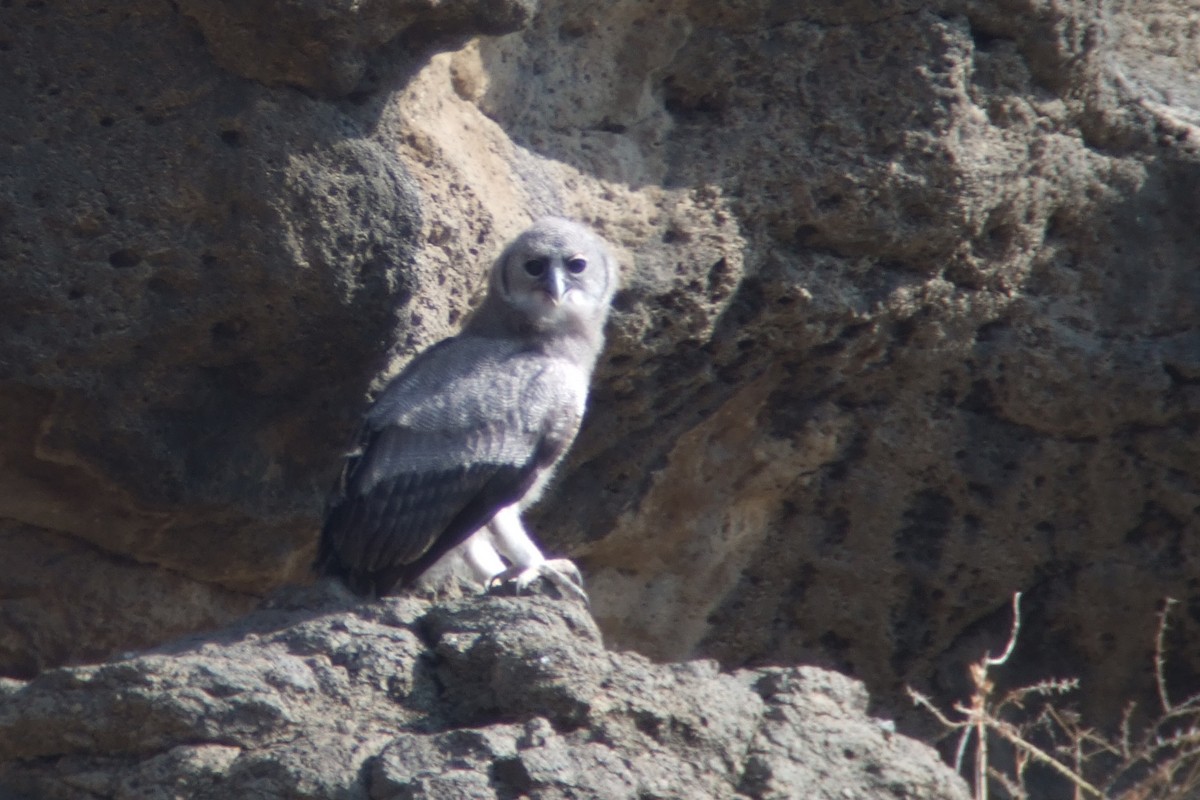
317,217,617,598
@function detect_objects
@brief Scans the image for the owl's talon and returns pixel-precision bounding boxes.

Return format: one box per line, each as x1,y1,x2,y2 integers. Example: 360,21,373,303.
489,559,589,606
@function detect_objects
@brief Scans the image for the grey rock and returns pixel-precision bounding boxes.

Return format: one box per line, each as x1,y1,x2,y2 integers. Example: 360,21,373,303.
0,591,968,799
177,0,538,96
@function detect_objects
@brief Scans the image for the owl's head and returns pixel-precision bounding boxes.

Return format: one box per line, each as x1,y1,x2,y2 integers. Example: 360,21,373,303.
487,217,618,336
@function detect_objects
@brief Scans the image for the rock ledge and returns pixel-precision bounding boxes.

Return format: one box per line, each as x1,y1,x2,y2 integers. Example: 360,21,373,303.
0,587,967,799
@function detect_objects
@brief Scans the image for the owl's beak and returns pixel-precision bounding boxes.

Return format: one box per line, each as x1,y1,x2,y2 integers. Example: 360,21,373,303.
543,268,567,305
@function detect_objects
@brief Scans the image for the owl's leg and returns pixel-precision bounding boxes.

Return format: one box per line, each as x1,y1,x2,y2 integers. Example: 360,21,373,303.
462,532,506,584
485,504,588,604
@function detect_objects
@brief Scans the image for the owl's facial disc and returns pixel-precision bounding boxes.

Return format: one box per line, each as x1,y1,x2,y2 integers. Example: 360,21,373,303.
495,219,613,330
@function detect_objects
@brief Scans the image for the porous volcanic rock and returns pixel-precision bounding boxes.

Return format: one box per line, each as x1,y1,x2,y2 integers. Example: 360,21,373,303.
0,0,1198,759
0,587,969,799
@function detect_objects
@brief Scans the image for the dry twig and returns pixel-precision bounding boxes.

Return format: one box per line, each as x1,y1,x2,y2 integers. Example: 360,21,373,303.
911,594,1200,799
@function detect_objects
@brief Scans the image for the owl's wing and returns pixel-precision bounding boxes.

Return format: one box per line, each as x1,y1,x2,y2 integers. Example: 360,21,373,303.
317,337,584,596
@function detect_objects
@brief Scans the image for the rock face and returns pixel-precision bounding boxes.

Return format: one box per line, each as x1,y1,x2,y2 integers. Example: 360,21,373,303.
1,0,1198,778
0,587,969,799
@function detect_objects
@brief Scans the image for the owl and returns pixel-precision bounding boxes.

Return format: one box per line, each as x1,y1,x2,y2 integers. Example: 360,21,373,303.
316,217,618,601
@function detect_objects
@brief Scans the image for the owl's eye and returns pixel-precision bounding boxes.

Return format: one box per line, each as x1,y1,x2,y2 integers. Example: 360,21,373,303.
566,257,588,274
523,258,548,277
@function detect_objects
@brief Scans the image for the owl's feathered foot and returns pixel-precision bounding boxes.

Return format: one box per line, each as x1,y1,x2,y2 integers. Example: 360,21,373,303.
488,558,589,606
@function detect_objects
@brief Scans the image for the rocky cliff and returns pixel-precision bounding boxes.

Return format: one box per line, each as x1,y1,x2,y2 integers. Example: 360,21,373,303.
1,0,1198,794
